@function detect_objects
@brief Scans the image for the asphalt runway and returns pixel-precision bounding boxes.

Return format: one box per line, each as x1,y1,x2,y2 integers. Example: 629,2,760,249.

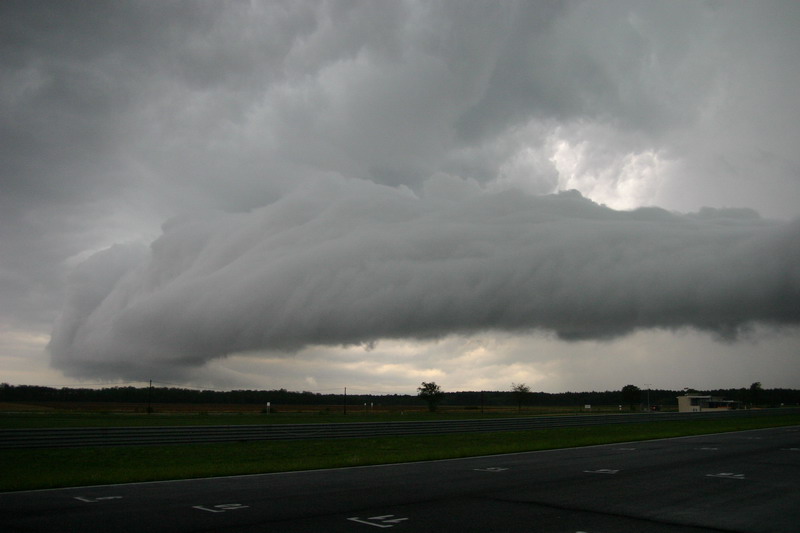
2,425,798,532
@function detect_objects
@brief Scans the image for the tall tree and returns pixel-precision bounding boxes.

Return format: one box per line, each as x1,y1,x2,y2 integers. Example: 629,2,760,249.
621,384,641,411
511,382,531,413
749,382,763,406
417,382,444,412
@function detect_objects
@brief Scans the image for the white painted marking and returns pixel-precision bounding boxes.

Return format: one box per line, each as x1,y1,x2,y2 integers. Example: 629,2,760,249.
74,496,122,503
348,515,409,528
782,448,800,451
193,505,224,513
584,469,619,474
192,503,249,513
706,472,745,480
473,467,509,472
617,447,636,451
696,447,719,451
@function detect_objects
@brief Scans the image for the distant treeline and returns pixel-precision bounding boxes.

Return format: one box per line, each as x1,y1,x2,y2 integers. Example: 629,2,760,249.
2,383,798,408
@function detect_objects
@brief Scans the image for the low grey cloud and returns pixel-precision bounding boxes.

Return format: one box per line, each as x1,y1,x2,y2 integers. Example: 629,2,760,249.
3,1,799,389
49,178,800,380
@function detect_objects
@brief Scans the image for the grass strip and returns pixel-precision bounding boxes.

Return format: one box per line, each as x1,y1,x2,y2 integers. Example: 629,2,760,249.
2,414,797,492
0,410,583,429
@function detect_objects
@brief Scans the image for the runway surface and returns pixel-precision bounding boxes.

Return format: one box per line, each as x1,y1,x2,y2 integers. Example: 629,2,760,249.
2,425,798,532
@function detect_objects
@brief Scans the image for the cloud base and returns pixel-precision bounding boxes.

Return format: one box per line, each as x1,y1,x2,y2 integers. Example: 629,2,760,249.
49,178,800,380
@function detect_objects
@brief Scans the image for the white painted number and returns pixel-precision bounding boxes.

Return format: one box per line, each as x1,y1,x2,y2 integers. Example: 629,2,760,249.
706,472,745,480
348,515,409,528
74,496,122,503
192,503,249,513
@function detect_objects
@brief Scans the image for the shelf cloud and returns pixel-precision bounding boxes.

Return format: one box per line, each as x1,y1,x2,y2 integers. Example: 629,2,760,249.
3,1,799,390
49,177,800,379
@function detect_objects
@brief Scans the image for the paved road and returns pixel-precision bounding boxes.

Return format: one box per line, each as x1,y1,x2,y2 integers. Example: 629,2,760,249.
2,426,798,532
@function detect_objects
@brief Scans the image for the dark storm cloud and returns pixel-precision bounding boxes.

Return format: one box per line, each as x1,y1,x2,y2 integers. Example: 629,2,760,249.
48,178,800,379
0,0,317,328
2,1,800,388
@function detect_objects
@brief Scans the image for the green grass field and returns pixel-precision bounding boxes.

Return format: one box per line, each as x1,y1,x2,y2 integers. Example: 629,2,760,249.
2,413,797,492
0,406,638,429
0,411,531,429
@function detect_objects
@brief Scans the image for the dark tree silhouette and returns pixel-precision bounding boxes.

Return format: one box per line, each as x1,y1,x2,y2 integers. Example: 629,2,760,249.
749,381,763,406
511,382,531,413
621,384,641,411
417,381,445,412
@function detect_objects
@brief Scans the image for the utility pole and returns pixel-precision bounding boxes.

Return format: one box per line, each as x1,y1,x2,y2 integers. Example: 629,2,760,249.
343,386,347,416
644,384,652,411
147,379,153,414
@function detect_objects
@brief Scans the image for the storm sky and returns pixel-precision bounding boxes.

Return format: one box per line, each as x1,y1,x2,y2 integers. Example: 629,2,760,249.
2,1,799,394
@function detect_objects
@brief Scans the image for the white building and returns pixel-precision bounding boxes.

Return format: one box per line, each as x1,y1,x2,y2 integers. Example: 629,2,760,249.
677,395,741,413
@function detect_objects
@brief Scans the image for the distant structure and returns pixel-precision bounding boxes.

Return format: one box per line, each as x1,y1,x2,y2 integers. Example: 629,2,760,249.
677,394,741,413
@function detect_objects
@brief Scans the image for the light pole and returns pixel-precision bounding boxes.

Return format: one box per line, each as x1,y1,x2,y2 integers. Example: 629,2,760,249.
644,384,652,411
147,379,153,414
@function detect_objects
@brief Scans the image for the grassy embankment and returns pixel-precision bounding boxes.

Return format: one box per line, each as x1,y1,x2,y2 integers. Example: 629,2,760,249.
0,402,625,428
0,410,619,429
1,412,797,492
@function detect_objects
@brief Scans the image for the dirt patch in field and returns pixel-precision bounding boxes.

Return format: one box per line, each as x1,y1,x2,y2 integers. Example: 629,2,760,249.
0,402,58,412
0,401,430,414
